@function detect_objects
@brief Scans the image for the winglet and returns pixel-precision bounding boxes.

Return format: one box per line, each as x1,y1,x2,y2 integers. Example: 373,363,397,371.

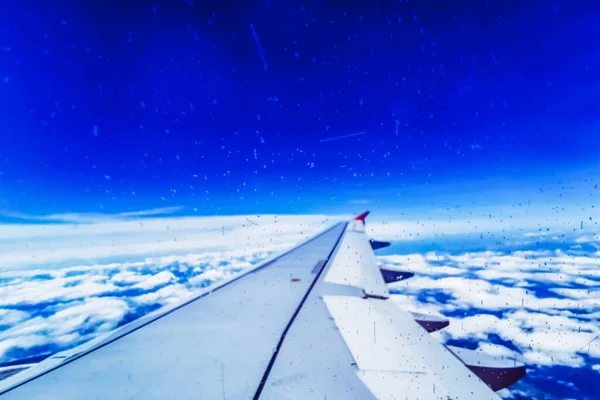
354,211,370,222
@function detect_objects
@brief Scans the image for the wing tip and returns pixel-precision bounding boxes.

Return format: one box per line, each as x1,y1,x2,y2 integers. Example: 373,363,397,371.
354,210,370,222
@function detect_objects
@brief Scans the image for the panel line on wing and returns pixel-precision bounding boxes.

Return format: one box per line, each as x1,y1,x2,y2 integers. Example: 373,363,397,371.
311,260,326,274
252,223,347,400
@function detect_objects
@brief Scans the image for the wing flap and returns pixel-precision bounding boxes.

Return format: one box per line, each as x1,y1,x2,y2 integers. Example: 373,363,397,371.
324,296,499,399
323,296,427,373
447,346,527,391
324,224,388,298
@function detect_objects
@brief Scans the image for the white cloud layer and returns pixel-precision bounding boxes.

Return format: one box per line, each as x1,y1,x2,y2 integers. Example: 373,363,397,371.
384,248,600,369
1,206,186,223
366,203,600,241
0,211,338,361
0,208,599,400
0,249,279,362
0,212,340,268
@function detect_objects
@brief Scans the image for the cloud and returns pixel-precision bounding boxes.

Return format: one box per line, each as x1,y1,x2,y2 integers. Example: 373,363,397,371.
48,298,129,336
0,212,339,268
365,204,600,241
383,247,600,370
115,207,185,219
348,199,370,205
0,273,119,307
0,237,287,363
132,271,175,290
130,284,194,308
0,207,185,224
0,309,29,325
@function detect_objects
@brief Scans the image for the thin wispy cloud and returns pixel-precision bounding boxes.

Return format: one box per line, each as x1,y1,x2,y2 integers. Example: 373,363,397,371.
0,247,277,363
0,211,339,268
348,199,371,205
0,206,185,224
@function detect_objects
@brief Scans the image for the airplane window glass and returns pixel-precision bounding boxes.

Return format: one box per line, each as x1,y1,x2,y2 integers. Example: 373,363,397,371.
0,2,597,399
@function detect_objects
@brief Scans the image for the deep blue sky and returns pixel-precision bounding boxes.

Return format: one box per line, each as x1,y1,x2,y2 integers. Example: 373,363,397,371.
0,0,598,216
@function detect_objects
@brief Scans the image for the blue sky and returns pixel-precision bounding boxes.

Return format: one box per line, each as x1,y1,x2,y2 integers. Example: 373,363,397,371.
0,1,598,218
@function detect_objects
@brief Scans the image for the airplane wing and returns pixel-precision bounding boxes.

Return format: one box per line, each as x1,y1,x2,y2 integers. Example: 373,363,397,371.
0,213,525,399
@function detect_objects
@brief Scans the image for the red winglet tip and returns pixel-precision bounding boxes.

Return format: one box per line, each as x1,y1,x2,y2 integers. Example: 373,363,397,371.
354,211,370,222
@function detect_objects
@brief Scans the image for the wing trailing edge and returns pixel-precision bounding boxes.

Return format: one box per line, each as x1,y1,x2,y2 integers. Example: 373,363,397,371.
410,311,450,332
447,346,527,391
379,268,414,283
370,239,391,250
